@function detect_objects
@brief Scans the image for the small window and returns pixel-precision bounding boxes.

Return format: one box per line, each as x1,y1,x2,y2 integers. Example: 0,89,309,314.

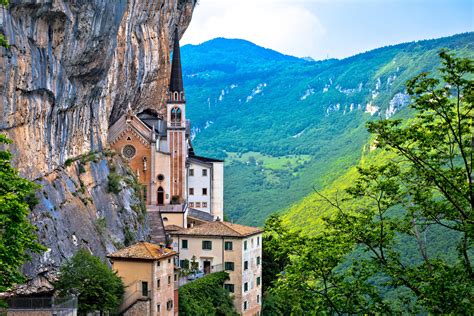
157,174,165,181
163,217,168,222
244,301,248,311
244,240,248,250
202,169,208,176
168,258,171,263
225,262,235,271
244,282,248,292
157,261,160,267
189,169,194,176
141,281,148,297
257,295,260,304
202,202,208,208
257,256,261,265
244,261,248,270
180,259,189,269
257,276,261,286
157,279,160,288
189,188,194,195
202,188,208,195
182,239,188,249
157,304,160,312
225,241,233,251
251,238,254,247
189,202,194,207
196,202,201,208
167,299,173,311
202,240,212,250
168,276,171,284
257,236,260,246
224,283,235,293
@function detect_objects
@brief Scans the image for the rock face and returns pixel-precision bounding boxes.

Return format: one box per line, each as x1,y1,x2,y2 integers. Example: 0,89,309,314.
0,0,195,179
21,153,150,290
0,0,196,291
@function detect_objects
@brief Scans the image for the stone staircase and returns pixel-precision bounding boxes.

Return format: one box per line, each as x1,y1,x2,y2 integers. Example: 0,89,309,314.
147,210,166,244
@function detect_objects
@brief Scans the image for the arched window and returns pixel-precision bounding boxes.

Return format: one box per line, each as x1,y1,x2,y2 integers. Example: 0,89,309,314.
174,92,179,101
163,217,168,222
170,107,182,126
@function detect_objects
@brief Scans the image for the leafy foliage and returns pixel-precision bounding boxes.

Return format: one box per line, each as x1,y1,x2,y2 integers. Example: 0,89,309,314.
264,52,474,313
54,249,124,314
179,271,237,316
107,172,122,193
0,135,45,293
183,33,474,225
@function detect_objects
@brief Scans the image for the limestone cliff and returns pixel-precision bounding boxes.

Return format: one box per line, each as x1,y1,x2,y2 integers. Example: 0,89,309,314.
20,153,150,294
0,0,195,178
0,0,196,292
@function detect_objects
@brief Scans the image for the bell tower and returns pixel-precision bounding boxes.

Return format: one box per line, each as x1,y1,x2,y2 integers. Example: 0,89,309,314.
167,28,186,203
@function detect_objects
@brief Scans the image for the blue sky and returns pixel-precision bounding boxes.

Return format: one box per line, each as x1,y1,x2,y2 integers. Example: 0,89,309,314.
181,0,473,60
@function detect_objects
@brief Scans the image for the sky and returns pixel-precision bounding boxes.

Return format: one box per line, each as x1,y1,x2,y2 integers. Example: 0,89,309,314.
181,0,474,60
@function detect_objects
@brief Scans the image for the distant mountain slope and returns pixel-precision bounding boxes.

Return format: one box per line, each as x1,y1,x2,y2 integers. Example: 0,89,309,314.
182,33,474,226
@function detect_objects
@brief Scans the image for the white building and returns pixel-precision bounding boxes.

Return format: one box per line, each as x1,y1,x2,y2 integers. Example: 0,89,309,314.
170,221,263,316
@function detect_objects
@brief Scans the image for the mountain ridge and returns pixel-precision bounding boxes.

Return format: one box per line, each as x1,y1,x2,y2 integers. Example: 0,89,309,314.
181,32,474,226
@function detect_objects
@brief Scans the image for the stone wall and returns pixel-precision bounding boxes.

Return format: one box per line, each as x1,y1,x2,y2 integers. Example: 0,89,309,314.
123,299,150,316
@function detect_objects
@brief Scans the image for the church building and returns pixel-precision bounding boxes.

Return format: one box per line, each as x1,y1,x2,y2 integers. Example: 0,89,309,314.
108,28,262,315
108,29,224,236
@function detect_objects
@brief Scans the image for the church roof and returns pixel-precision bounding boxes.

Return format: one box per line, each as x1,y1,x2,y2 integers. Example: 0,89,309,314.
170,221,263,238
169,28,184,93
137,109,166,135
107,241,175,261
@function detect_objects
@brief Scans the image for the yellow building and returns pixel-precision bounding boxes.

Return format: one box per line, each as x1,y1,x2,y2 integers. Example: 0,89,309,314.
169,221,263,316
108,242,177,316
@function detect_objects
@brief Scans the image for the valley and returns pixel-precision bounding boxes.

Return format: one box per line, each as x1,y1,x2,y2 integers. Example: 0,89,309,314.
182,33,474,226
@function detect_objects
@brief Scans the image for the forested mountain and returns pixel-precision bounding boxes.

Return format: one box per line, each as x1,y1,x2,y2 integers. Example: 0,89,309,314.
182,33,474,226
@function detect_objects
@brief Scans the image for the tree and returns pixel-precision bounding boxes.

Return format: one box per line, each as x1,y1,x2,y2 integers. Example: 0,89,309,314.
0,135,44,293
264,51,474,313
55,249,124,314
179,271,237,316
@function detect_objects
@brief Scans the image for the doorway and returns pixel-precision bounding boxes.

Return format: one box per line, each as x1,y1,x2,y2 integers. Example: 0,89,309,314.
203,260,211,275
157,187,164,205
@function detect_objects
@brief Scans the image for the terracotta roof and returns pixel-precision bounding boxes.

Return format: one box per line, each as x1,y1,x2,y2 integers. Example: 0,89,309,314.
164,224,183,232
170,221,263,238
107,242,175,260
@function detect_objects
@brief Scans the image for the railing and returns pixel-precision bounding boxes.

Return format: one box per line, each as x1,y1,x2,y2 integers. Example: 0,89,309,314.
176,264,225,288
7,295,77,313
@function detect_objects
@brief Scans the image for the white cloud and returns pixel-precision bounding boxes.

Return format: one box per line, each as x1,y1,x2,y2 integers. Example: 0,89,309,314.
181,0,326,58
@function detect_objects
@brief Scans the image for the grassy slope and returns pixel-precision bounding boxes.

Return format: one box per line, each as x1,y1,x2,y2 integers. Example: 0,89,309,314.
183,33,474,226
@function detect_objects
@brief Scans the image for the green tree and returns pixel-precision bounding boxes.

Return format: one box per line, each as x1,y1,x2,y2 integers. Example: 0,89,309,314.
179,271,237,316
264,51,474,313
55,249,124,314
0,135,44,293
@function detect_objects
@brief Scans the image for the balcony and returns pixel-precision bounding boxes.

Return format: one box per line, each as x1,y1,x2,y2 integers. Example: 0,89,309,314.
175,263,224,288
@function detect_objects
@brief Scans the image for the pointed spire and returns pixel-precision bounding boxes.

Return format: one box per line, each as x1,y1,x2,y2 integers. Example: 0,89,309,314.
169,27,184,93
